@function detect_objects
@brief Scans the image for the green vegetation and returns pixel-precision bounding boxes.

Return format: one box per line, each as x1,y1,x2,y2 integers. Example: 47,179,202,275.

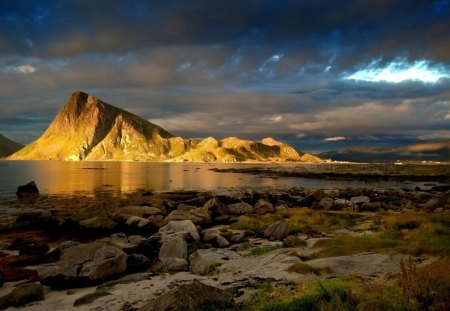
314,212,450,257
230,209,361,238
237,258,450,311
245,245,282,256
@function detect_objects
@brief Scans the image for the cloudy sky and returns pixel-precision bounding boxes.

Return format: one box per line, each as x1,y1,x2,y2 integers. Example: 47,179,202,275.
0,0,449,152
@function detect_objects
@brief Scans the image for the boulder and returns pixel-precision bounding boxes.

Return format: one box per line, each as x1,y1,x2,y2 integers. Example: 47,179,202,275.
159,234,188,260
36,242,127,287
97,234,146,252
334,199,357,211
189,250,227,276
159,220,200,241
350,196,370,205
79,217,117,230
126,254,150,273
202,229,230,248
158,258,189,271
124,216,153,231
139,280,234,311
318,198,334,210
16,181,39,203
0,283,44,309
227,202,254,215
164,208,210,226
203,197,228,217
254,199,275,214
264,221,289,241
225,230,247,243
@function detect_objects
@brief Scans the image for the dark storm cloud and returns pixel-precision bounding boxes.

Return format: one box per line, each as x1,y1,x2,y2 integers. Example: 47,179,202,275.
0,0,449,151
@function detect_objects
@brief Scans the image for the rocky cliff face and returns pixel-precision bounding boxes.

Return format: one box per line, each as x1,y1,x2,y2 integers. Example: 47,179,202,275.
10,91,321,162
0,133,23,157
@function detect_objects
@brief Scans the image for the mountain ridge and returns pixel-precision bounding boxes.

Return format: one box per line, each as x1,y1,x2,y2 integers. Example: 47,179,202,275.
9,91,322,163
319,140,450,162
0,133,23,157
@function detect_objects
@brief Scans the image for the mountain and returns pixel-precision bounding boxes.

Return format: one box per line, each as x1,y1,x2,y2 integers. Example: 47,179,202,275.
319,140,450,162
10,91,321,162
0,133,23,157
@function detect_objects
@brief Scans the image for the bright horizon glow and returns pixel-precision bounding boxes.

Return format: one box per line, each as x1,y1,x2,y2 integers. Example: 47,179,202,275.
345,60,449,83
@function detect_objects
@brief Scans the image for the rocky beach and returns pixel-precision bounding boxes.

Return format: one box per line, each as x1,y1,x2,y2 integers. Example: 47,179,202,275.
0,176,449,310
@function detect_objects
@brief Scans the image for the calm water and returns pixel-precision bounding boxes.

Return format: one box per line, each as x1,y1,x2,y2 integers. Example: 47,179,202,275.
0,161,442,196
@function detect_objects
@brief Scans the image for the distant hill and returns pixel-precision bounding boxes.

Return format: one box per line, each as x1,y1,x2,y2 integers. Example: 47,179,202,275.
10,91,321,162
319,140,450,162
0,133,23,158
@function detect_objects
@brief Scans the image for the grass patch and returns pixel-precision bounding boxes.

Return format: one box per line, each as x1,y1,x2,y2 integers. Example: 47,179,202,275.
315,212,450,257
287,262,333,276
314,232,401,258
240,279,358,311
245,245,282,256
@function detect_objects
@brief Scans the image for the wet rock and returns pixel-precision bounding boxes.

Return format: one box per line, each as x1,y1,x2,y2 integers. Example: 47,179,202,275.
0,283,44,309
139,280,234,311
254,199,275,215
159,220,200,241
126,253,150,273
73,291,111,306
77,201,114,221
264,221,289,241
282,235,307,248
115,206,162,218
228,202,254,215
203,197,228,217
16,181,39,204
37,242,127,287
79,217,117,230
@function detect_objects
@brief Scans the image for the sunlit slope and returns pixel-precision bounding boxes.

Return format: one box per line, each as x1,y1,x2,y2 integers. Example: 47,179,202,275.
9,91,322,162
0,133,23,157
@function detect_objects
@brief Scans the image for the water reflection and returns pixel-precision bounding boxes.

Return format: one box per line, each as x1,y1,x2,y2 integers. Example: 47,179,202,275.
0,161,435,196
